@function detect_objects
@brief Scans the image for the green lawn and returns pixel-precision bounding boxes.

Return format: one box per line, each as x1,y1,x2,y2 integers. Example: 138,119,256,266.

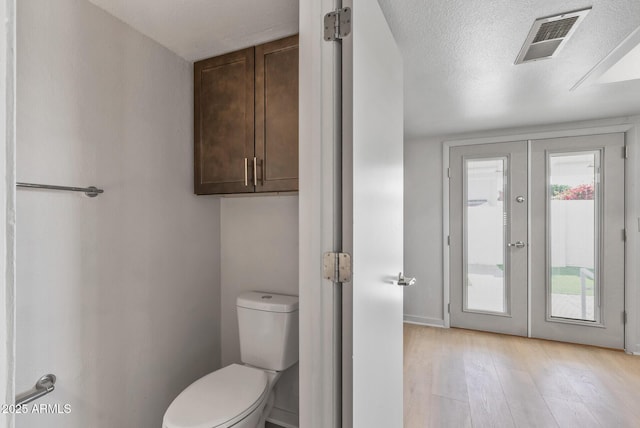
496,265,594,296
551,266,594,296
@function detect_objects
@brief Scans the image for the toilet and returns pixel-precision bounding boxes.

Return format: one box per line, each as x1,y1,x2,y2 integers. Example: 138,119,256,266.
163,291,299,428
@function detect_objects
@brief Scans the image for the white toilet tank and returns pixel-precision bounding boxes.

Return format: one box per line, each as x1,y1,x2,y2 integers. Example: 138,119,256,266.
236,291,299,371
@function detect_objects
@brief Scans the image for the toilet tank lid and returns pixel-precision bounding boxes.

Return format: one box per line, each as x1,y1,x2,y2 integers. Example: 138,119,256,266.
237,291,299,313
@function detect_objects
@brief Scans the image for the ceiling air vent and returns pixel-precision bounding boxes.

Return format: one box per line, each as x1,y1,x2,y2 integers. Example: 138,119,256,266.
515,7,591,64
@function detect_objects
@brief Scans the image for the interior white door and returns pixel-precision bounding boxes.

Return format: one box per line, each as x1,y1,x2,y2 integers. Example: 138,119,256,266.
530,134,625,349
342,1,404,427
449,142,529,336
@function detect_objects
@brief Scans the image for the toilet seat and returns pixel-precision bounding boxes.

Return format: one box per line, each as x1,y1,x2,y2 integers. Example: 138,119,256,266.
163,364,269,428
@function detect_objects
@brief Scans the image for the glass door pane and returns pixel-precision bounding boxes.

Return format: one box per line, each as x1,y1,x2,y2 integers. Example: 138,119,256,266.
548,152,600,322
464,158,507,313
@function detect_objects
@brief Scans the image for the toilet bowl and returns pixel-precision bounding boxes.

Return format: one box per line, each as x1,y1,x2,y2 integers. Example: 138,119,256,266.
162,364,279,428
163,291,298,428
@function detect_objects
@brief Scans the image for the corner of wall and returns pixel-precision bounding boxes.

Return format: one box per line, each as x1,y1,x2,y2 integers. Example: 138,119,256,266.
403,314,445,328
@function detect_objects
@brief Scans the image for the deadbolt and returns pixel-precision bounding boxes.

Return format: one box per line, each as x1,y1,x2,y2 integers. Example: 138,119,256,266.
516,196,525,203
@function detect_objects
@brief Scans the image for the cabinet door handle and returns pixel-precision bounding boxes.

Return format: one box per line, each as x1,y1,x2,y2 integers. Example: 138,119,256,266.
244,158,248,186
253,157,258,186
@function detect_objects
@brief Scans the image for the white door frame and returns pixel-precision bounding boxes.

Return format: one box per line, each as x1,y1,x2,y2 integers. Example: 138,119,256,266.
299,0,343,426
442,117,640,354
1,0,17,426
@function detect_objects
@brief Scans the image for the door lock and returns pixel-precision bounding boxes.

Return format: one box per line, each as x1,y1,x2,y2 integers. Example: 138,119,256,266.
507,241,526,248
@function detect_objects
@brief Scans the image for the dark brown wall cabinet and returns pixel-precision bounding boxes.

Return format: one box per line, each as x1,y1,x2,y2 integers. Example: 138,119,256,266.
194,35,299,195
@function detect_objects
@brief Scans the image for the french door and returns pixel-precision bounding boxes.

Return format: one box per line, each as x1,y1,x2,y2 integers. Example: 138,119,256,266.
449,134,625,349
450,141,529,336
530,134,625,349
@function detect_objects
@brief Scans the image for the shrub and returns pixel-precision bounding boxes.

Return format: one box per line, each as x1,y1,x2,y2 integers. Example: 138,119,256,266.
551,184,570,197
555,183,594,200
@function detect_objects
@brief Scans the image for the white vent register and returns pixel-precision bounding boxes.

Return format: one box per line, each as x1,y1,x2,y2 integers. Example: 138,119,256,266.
515,8,591,64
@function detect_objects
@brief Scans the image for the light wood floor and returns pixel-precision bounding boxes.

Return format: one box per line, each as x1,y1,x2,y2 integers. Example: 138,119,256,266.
404,324,640,428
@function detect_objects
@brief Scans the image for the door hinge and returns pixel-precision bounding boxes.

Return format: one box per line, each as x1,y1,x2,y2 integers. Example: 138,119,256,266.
448,303,451,313
623,228,627,242
324,7,352,41
447,235,450,246
447,167,451,178
323,252,352,282
624,146,629,159
623,310,627,324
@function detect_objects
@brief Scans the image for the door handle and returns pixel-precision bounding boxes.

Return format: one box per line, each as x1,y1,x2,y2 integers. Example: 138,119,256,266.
507,241,526,248
253,157,258,186
397,272,416,287
244,158,248,186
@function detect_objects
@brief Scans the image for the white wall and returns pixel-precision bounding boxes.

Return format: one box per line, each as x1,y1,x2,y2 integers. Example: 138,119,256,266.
220,195,299,417
403,137,444,326
1,0,16,427
16,1,221,427
404,117,640,354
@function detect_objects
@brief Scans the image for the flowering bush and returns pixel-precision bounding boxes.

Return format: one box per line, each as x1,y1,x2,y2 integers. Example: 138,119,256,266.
555,183,594,200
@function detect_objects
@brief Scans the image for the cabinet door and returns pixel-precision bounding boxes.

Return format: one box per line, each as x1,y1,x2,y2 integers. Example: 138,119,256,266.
194,47,255,194
255,35,299,192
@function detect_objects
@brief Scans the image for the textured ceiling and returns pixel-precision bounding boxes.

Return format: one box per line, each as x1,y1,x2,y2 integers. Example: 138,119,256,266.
377,0,640,139
88,0,640,139
87,0,298,61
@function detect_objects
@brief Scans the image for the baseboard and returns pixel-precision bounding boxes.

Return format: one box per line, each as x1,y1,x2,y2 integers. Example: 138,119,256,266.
266,407,298,428
403,314,445,328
